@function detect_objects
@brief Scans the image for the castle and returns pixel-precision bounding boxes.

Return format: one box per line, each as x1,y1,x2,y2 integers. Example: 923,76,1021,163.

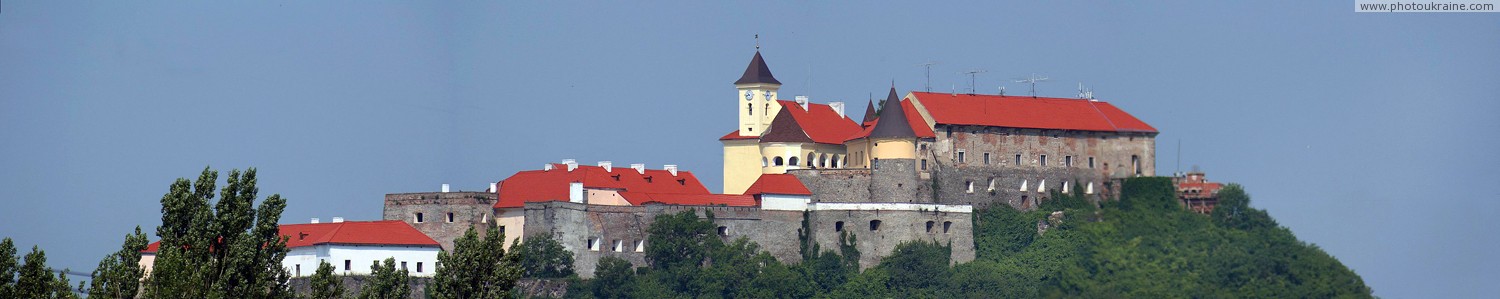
383,51,1158,277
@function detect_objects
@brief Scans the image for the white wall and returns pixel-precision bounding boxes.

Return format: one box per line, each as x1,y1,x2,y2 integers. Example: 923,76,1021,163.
283,244,440,277
760,194,811,211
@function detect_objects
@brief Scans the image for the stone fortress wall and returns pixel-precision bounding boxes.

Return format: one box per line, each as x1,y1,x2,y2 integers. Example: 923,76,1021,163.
383,191,497,252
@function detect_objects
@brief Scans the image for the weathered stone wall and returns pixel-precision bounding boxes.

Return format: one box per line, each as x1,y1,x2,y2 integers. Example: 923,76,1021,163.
921,125,1155,209
383,192,497,251
789,169,872,203
805,207,975,269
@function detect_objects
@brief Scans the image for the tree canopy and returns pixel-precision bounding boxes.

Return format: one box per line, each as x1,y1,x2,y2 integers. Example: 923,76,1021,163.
143,167,295,299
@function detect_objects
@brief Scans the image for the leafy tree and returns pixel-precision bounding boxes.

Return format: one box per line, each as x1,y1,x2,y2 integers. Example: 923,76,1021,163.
144,167,293,299
513,233,574,278
430,227,521,299
644,210,716,271
590,256,634,299
307,260,345,299
877,241,951,292
15,245,78,299
357,258,409,299
87,226,150,299
1211,184,1278,231
0,238,16,298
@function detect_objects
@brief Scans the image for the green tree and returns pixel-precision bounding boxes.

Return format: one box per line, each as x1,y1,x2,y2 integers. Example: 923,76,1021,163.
357,258,409,299
307,260,345,299
513,233,574,278
878,241,952,292
143,167,294,299
16,245,78,299
644,210,716,270
87,226,150,299
590,256,634,299
0,238,17,298
430,227,521,299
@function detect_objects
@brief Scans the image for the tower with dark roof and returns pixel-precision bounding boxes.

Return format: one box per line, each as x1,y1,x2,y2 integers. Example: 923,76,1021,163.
736,51,783,137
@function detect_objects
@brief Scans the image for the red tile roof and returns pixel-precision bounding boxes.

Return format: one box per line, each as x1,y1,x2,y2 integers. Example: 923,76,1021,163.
846,99,937,141
143,220,438,253
618,192,757,207
718,101,863,145
493,164,711,208
742,174,812,196
908,92,1157,133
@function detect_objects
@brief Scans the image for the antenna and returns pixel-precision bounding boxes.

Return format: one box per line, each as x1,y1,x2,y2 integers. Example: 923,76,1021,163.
1076,82,1095,100
998,86,1006,96
960,69,986,94
1013,73,1049,97
917,62,938,92
1176,139,1182,176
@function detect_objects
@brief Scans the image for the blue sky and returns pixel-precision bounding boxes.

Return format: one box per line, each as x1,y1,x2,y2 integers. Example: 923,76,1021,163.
1,1,1495,297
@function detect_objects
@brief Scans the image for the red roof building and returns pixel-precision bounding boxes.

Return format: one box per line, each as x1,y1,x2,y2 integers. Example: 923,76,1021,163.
1175,171,1224,214
907,92,1157,133
494,162,754,209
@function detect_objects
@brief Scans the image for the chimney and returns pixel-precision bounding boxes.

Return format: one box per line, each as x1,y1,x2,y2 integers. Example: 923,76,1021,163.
795,96,809,110
598,161,613,172
441,184,450,193
664,165,678,176
829,101,846,118
488,182,497,192
562,159,578,171
332,217,345,223
630,163,646,174
310,218,320,224
543,164,555,171
568,182,584,203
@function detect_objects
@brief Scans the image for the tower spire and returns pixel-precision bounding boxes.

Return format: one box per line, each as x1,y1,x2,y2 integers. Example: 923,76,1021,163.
869,86,917,138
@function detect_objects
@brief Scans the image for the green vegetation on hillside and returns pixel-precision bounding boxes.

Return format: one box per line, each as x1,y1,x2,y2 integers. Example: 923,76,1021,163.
564,177,1371,298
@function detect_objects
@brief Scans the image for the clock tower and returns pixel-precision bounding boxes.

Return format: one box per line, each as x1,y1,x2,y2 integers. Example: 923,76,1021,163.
735,51,781,136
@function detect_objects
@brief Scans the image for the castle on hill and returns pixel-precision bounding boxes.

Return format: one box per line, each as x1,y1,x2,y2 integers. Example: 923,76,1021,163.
382,51,1159,277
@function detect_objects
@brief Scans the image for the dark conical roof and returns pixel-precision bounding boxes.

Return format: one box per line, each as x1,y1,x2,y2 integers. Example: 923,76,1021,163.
869,87,917,138
862,99,878,123
735,51,781,85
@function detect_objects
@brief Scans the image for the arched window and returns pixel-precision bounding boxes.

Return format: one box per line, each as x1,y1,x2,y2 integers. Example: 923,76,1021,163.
774,156,784,166
869,220,882,231
807,153,816,167
788,156,799,166
819,154,828,167
762,157,769,167
747,103,753,115
831,156,841,168
925,221,935,233
1132,155,1142,175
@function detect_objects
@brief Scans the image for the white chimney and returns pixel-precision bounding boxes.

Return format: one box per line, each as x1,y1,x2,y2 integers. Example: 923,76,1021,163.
795,96,809,110
568,182,584,203
829,101,846,118
562,159,578,171
630,163,646,174
664,165,678,176
441,183,451,193
332,217,345,223
310,218,320,224
598,161,613,172
488,182,497,192
543,164,555,171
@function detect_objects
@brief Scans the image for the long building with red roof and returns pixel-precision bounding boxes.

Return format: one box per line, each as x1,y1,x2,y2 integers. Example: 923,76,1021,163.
141,219,440,278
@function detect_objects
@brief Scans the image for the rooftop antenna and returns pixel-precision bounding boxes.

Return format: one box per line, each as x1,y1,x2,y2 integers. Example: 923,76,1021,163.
998,85,1007,96
918,62,938,92
960,69,986,94
1013,73,1049,97
1076,82,1095,100
1176,139,1182,176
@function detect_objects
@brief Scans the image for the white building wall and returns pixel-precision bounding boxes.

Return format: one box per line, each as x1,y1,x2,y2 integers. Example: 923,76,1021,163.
759,194,811,211
283,244,440,277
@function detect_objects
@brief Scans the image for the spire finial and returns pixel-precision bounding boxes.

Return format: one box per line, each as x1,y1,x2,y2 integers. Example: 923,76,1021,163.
755,34,760,50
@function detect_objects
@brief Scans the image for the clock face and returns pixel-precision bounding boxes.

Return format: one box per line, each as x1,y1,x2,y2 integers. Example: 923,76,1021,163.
762,91,772,99
744,90,753,100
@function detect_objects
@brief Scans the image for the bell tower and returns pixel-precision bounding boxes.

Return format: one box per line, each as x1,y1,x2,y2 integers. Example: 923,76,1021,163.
735,51,781,136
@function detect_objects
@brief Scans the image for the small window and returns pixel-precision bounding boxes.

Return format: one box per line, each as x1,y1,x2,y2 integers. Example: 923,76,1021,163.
1040,155,1048,167
446,212,455,223
373,260,379,269
835,221,845,232
414,212,424,223
1021,196,1030,209
789,156,800,166
1065,156,1073,167
634,240,645,252
921,159,928,170
869,220,882,231
587,238,600,251
717,226,729,236
344,260,351,271
774,156,784,166
481,213,489,223
612,240,623,252
296,264,301,277
925,221,935,233
401,261,407,271
1088,157,1095,169
417,262,423,273
983,153,990,165
762,157,768,167
1015,154,1022,165
943,221,952,234
1132,155,1142,175
957,151,966,163
965,181,974,193
498,226,506,236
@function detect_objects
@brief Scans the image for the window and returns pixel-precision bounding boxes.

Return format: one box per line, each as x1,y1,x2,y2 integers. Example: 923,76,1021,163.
717,226,729,236
414,212,424,223
946,126,953,138
1132,155,1142,175
373,260,379,269
869,220,882,231
988,178,997,191
1021,195,1030,209
1015,154,1022,165
832,155,841,168
957,151,966,163
634,240,645,252
481,213,489,223
748,103,753,115
921,159,928,170
417,262,423,273
1088,157,1095,169
835,221,845,232
808,153,816,167
613,240,624,252
762,157,768,167
401,261,407,271
926,221,935,233
983,153,990,165
774,156,784,166
1040,155,1048,167
587,238,600,251
943,221,952,234
344,260,351,271
966,181,974,193
498,226,506,236
446,212,455,223
789,156,799,166
1065,156,1073,167
296,264,301,277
